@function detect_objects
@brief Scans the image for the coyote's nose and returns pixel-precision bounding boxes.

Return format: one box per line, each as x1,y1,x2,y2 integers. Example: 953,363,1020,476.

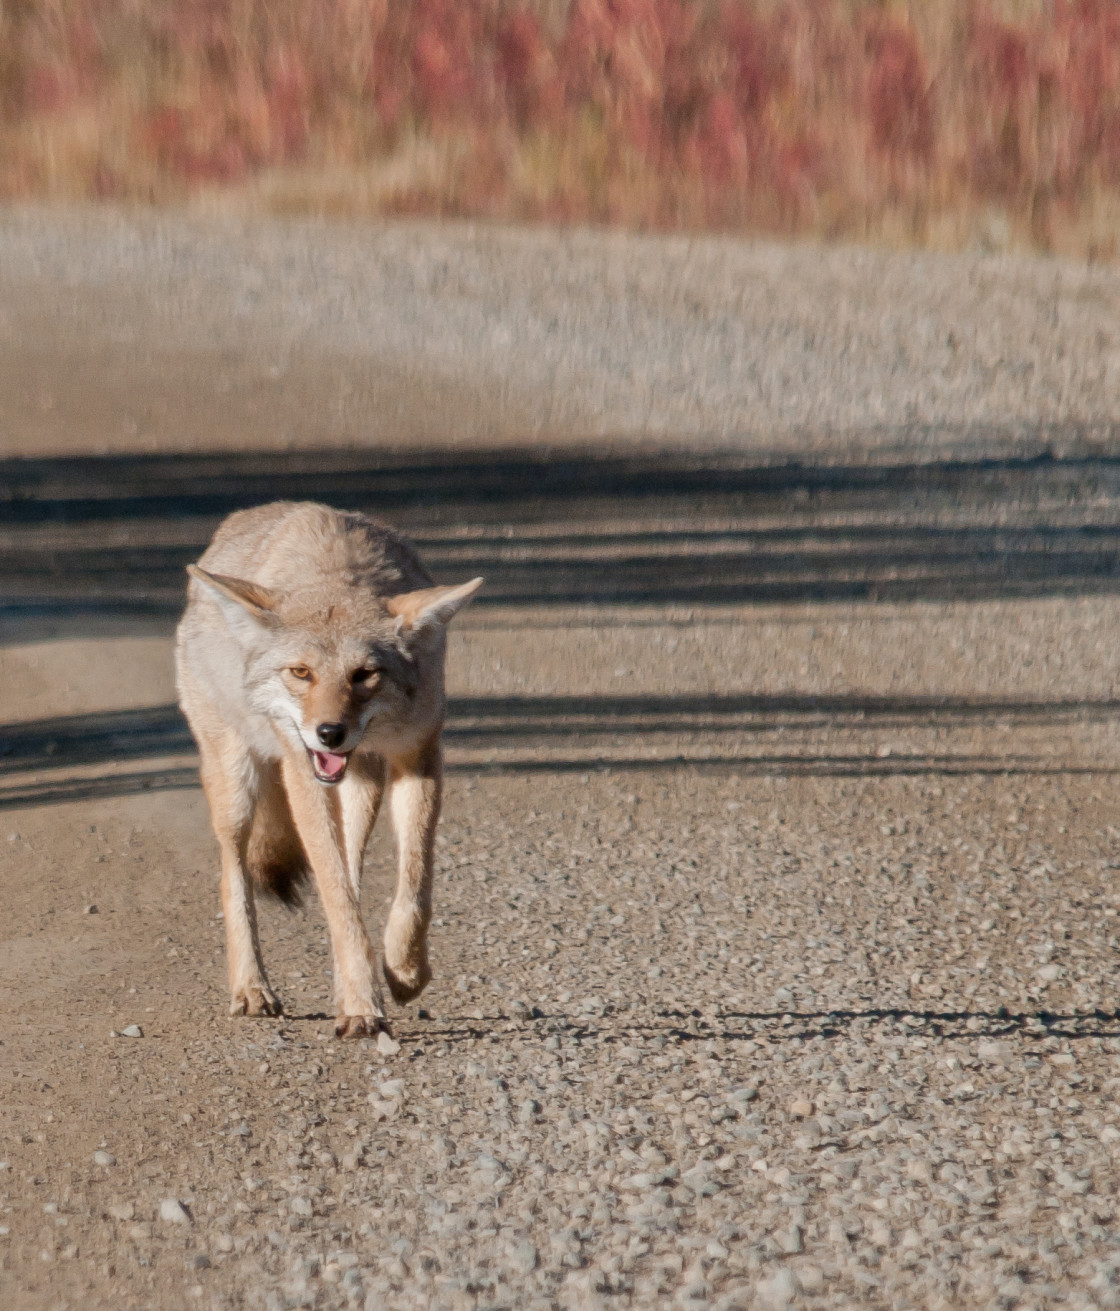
316,722,346,749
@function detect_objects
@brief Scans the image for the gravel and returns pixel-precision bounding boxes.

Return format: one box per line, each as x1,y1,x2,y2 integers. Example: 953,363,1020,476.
4,764,1120,1309
2,211,1120,1308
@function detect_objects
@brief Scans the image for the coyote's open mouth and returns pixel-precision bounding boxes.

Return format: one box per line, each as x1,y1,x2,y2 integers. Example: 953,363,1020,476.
308,749,349,784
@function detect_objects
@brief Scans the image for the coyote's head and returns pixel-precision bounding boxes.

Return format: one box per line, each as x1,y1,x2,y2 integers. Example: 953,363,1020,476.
186,565,482,783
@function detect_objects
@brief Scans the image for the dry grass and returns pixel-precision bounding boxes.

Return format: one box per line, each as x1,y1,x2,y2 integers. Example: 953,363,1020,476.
2,1,1119,256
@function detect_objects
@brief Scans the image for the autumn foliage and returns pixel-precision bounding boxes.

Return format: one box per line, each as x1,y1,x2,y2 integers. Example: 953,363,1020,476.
2,1,1120,255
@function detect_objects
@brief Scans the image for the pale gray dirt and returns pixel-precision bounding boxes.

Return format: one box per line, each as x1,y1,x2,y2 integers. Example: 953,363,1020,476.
1,205,1120,460
3,211,1120,1311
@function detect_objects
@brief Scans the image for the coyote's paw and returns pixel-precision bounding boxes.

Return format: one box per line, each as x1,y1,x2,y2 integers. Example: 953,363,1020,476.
229,982,283,1018
334,1014,392,1040
383,955,432,1005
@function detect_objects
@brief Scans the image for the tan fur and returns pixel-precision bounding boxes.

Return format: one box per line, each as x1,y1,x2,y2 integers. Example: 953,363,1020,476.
174,501,481,1036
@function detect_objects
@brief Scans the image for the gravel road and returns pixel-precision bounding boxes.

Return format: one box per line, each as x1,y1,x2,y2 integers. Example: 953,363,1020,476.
3,210,1120,1311
1,205,1120,460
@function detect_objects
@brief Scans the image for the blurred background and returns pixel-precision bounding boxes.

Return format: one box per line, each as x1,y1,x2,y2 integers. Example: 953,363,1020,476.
5,6,1120,1311
2,0,1119,257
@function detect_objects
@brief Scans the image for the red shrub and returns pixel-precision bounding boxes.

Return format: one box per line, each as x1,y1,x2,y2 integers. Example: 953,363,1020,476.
865,20,934,163
2,1,1120,253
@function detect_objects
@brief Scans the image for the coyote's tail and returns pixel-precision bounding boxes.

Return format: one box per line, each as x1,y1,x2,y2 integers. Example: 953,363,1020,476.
246,781,309,907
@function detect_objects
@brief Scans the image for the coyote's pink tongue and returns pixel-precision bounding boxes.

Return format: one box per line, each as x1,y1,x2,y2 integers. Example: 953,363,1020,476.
313,751,347,779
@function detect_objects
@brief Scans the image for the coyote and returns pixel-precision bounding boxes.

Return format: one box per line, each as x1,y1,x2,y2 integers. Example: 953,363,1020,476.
175,501,481,1037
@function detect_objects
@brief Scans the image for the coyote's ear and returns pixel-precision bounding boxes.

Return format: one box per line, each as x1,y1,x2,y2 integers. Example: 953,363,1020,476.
385,577,483,631
187,564,281,622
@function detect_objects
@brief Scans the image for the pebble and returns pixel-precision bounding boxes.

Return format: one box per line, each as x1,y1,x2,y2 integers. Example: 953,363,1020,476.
376,1031,400,1057
120,1024,143,1038
756,1268,796,1309
159,1199,191,1225
92,1150,115,1167
796,1266,824,1295
778,1224,804,1255
508,1240,538,1274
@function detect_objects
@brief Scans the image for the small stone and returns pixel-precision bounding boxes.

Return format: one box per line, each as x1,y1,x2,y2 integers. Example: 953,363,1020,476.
341,1145,366,1170
977,1040,1010,1062
509,1240,538,1274
1101,1124,1120,1145
231,1123,250,1138
120,1025,143,1039
519,1098,542,1123
772,987,794,1008
92,1150,115,1167
290,1196,313,1217
85,905,98,915
159,1198,191,1225
679,1274,711,1303
905,1158,933,1184
377,1079,404,1099
107,1204,134,1222
788,1096,814,1118
757,1268,795,1309
190,1253,211,1270
376,1031,400,1057
778,1224,803,1255
796,1266,824,1294
1038,963,1063,983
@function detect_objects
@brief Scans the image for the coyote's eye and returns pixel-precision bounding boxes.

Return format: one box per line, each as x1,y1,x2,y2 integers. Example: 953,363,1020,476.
288,665,311,681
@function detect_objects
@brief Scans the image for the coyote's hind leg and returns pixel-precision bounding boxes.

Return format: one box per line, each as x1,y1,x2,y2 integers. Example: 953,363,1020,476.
198,730,283,1018
383,739,442,1004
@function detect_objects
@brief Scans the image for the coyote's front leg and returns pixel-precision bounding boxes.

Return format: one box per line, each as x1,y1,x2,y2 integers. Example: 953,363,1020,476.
383,739,442,1003
197,732,282,1018
281,752,388,1038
